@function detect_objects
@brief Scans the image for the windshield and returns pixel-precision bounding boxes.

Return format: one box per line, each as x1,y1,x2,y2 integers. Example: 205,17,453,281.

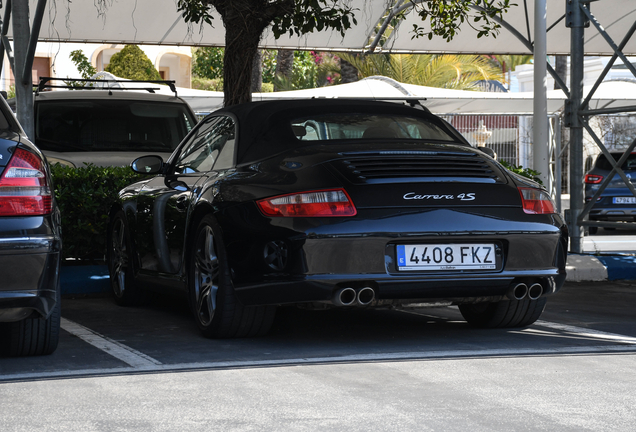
291,113,455,142
35,99,196,152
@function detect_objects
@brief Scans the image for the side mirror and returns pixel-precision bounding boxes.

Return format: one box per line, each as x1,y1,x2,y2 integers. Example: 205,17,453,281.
477,146,497,160
131,155,164,174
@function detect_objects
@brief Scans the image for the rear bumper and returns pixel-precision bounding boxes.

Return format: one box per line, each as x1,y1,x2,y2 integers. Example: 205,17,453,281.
589,208,636,222
234,270,565,306
0,236,61,322
224,207,568,306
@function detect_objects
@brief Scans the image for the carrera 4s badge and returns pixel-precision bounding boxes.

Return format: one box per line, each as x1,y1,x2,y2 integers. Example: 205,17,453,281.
403,192,476,201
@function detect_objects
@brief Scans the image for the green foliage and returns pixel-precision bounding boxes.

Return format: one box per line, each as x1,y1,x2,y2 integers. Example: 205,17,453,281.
191,77,223,91
6,85,15,99
192,47,224,80
105,45,162,81
270,0,357,39
177,1,357,39
261,50,278,84
339,53,503,90
268,51,341,91
70,50,97,79
51,164,145,262
411,0,513,41
500,161,543,185
261,83,274,93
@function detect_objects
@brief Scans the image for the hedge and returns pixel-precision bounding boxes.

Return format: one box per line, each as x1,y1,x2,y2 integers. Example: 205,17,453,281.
51,164,145,263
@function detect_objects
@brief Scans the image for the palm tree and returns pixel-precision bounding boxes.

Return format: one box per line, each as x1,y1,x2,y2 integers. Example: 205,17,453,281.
490,55,533,89
339,53,504,90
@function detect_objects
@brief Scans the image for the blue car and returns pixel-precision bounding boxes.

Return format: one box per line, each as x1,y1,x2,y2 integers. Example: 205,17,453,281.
585,152,636,234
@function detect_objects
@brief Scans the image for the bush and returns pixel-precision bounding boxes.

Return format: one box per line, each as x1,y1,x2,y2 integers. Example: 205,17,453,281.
191,77,223,91
105,45,162,81
51,164,145,263
500,161,543,185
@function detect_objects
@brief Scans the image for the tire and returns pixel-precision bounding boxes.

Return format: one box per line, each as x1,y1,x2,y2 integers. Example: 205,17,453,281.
0,284,61,357
107,210,144,306
459,297,547,329
189,214,276,338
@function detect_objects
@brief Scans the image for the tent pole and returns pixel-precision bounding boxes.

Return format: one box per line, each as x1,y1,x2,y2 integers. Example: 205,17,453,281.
533,0,550,191
12,0,34,140
568,0,586,253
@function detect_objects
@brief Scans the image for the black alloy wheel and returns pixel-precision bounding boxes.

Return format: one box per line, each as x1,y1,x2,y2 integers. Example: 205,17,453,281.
189,215,276,338
459,297,547,328
107,210,143,306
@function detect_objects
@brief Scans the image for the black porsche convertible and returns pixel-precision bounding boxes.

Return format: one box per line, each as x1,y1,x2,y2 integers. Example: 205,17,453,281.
107,99,568,338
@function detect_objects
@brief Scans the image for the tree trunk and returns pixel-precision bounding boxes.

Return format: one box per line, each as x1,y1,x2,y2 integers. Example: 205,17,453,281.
251,50,262,93
554,55,568,90
275,50,294,91
211,0,294,106
340,57,359,84
222,21,262,106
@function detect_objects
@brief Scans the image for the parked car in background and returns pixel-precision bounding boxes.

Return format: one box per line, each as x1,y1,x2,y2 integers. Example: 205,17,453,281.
585,151,636,234
107,99,568,339
0,94,62,357
11,78,198,168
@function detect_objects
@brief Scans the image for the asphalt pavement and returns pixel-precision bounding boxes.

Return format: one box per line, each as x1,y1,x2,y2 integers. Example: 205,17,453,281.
2,280,636,431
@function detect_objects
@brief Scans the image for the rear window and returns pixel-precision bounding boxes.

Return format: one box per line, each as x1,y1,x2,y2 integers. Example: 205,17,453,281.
596,153,636,170
291,113,454,142
34,99,196,153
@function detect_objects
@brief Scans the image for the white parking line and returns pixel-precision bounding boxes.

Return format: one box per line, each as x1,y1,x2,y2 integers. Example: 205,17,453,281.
534,320,636,345
3,317,636,382
61,318,162,368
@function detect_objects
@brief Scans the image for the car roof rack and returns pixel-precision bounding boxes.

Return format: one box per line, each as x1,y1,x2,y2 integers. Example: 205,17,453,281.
35,77,178,96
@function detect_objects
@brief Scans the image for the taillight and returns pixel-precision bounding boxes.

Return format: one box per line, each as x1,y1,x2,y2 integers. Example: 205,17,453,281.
519,188,555,214
0,147,52,216
585,174,603,184
256,189,357,217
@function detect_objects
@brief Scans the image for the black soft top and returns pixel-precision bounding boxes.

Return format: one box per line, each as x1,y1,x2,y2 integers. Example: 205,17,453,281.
211,99,466,165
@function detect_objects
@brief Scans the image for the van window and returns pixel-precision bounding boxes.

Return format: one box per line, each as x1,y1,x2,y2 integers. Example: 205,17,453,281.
34,100,196,153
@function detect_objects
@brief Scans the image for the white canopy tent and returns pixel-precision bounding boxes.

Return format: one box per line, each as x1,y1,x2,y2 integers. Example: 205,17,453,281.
175,76,636,116
2,0,635,55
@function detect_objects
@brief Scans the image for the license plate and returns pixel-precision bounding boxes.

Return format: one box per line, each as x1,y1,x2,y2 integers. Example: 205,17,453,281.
613,197,636,204
396,244,497,271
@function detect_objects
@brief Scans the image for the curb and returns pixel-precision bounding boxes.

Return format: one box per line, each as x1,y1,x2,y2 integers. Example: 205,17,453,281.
566,253,636,282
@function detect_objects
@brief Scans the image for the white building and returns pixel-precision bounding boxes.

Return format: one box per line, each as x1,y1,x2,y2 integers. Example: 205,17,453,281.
1,43,193,91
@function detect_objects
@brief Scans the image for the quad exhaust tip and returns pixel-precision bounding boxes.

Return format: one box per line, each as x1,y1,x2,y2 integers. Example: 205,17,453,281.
357,287,375,306
507,282,544,301
509,283,528,301
333,287,376,307
528,283,544,300
333,287,357,307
